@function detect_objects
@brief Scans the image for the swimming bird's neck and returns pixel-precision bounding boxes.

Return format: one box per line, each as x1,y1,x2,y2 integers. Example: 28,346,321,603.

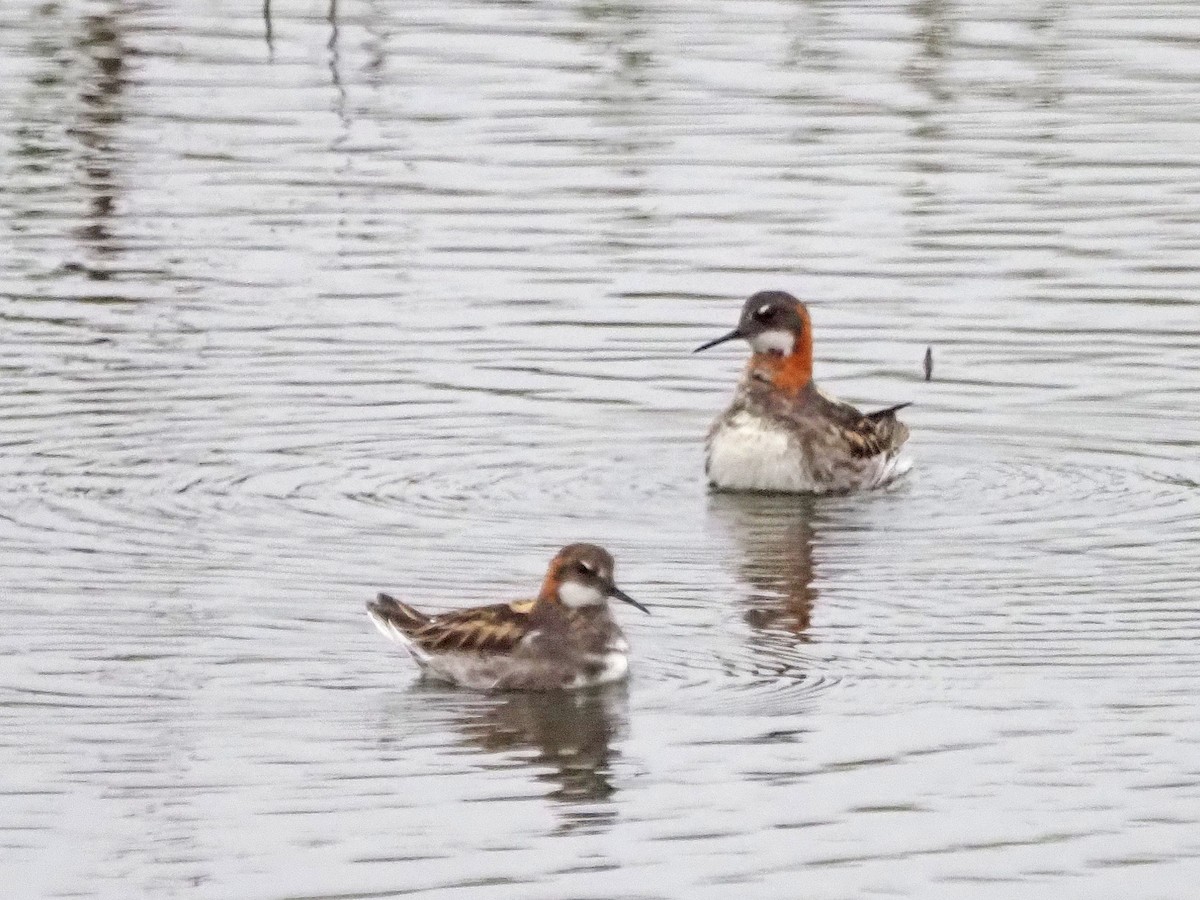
749,331,812,395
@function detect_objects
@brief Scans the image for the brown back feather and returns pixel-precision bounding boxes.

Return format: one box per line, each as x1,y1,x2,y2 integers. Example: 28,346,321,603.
411,602,540,655
803,388,910,459
842,414,908,459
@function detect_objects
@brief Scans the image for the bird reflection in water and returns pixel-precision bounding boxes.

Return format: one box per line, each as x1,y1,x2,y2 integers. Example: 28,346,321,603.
376,682,629,832
458,686,628,829
707,492,819,641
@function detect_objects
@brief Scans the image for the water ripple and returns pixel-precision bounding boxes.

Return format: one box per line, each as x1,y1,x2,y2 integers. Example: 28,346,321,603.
5,0,1200,896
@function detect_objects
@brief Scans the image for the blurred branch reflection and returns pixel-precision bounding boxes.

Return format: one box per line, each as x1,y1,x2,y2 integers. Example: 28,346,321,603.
263,0,274,58
7,1,129,282
74,7,127,273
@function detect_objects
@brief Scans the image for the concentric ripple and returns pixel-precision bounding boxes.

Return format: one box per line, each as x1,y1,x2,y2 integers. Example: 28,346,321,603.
6,0,1200,896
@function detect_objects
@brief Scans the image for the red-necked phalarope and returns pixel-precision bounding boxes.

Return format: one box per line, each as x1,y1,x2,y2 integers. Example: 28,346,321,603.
367,543,647,691
695,290,912,494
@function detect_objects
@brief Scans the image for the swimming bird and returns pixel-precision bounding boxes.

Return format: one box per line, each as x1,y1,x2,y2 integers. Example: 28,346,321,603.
367,543,647,691
695,290,912,494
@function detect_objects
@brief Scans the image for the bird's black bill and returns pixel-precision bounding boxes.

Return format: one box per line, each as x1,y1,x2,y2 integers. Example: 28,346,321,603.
609,586,649,614
693,328,742,353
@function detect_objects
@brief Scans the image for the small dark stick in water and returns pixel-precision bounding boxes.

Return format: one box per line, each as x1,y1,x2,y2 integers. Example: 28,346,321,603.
923,346,933,381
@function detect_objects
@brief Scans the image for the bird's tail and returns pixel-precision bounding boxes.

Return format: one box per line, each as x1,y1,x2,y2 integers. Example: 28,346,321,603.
366,593,429,643
865,402,911,422
866,403,911,455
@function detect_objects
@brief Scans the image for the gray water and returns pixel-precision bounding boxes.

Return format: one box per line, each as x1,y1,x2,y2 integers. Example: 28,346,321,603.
3,1,1200,897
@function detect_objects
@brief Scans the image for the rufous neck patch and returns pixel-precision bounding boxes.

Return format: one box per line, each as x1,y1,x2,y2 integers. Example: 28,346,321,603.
748,323,812,395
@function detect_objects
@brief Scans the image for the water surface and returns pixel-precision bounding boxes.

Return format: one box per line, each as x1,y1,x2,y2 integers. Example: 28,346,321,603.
3,1,1200,897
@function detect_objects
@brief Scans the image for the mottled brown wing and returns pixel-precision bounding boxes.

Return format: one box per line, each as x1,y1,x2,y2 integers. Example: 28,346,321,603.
813,395,911,460
841,411,909,459
409,602,537,655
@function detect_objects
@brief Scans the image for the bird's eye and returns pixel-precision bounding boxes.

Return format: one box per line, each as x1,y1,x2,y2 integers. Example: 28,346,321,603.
576,561,596,577
753,303,773,321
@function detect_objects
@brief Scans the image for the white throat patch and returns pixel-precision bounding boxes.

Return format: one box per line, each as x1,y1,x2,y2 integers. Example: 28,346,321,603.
558,581,605,608
749,329,793,355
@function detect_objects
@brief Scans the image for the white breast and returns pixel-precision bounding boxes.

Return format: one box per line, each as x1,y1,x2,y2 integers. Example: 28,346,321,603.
706,410,820,493
706,409,914,494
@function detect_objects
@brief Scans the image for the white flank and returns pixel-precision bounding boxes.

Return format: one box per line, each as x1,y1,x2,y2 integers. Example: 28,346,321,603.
861,447,914,490
424,654,508,690
571,651,630,689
